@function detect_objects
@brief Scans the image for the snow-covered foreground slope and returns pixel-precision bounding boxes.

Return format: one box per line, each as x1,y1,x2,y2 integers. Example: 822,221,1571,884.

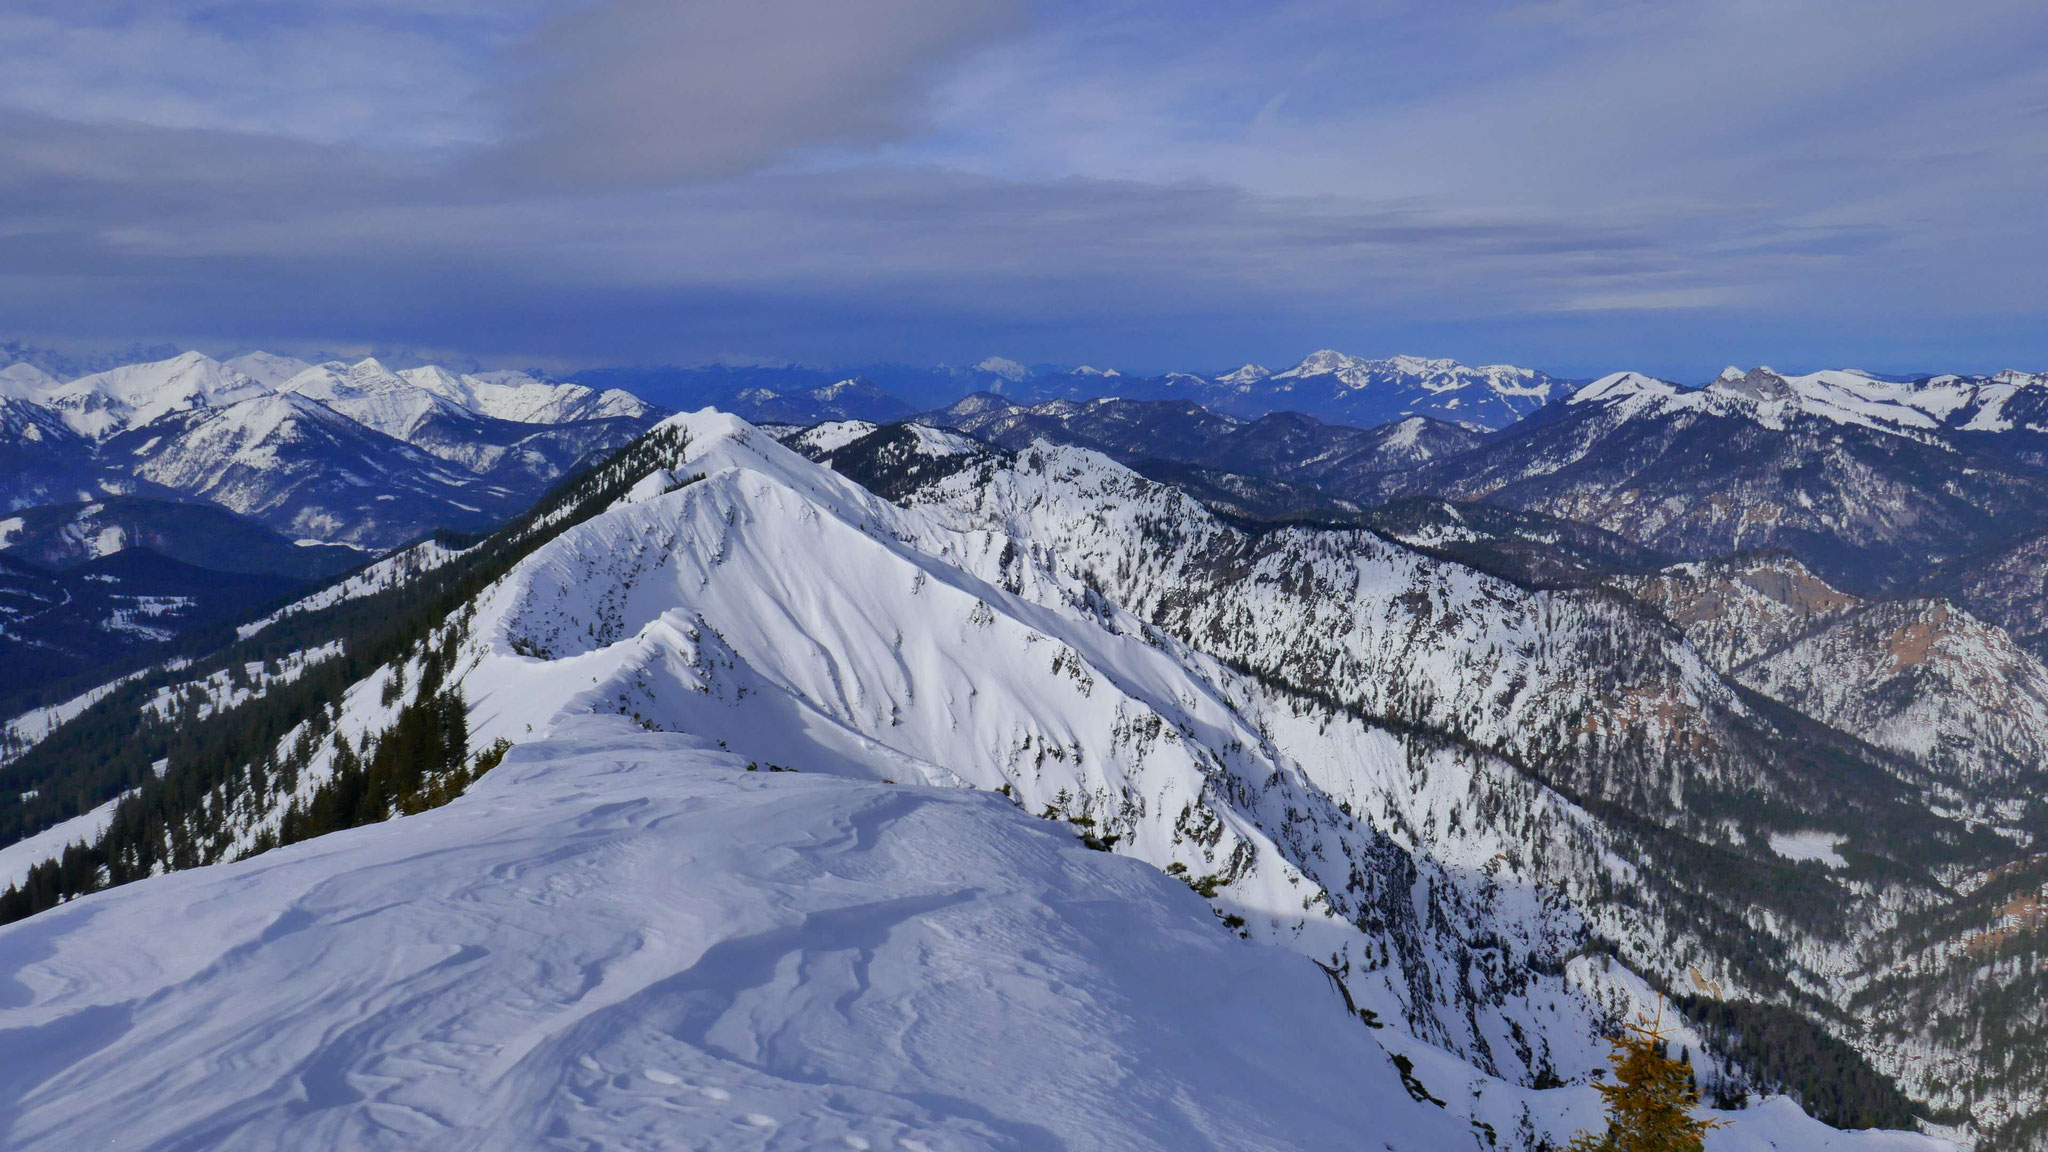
0,720,1470,1151
0,720,1935,1152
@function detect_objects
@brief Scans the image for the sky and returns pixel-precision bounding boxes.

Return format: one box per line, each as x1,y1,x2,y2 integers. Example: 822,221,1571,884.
1,0,2045,381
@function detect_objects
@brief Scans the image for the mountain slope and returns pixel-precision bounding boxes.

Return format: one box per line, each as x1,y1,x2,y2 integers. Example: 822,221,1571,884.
35,351,269,440
0,412,1949,1151
927,395,1485,500
107,392,523,547
0,497,360,581
0,351,664,553
0,398,97,511
0,550,302,715
1610,553,2048,804
1383,370,2048,594
1736,599,2048,795
938,352,1571,431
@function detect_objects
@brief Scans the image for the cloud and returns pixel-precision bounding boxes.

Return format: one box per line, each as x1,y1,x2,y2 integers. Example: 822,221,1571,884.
493,0,1023,185
0,0,2043,380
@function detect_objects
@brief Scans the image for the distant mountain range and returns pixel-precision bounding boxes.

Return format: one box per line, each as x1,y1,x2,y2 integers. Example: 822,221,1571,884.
0,349,664,707
577,349,1576,431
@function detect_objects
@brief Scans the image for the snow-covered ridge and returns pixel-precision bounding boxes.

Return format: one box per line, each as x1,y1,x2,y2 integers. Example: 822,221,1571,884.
237,538,469,639
2,350,654,444
1570,365,2048,439
1275,349,1551,394
0,349,663,550
0,659,188,767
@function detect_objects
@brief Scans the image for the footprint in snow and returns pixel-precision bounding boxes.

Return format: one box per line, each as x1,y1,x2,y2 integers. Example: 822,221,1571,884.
642,1068,681,1086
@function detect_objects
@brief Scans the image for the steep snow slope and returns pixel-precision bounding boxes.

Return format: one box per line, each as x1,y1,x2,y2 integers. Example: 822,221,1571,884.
84,413,1980,1141
0,411,1949,1149
0,721,1932,1151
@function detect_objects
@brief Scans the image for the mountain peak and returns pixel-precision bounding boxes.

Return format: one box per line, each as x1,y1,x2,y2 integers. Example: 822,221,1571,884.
1569,371,1682,405
0,361,60,398
223,351,314,389
974,356,1031,382
1710,367,1795,403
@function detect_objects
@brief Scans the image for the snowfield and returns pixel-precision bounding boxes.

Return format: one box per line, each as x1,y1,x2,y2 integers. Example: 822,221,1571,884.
0,720,1481,1151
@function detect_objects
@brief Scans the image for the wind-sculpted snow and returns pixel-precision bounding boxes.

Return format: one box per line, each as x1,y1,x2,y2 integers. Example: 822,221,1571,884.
0,722,1491,1151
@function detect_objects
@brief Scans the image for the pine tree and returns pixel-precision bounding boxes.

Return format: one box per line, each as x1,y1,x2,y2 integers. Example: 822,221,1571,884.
1570,1003,1723,1152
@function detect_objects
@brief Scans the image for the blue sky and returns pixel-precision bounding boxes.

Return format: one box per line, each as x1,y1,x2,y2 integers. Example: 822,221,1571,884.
1,0,2045,380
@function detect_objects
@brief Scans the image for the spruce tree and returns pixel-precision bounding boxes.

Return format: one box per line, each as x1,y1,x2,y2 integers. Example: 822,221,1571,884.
1570,1004,1723,1152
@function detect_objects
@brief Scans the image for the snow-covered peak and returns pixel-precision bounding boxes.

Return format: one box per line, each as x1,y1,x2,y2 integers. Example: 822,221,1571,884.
396,363,474,405
406,366,653,425
1070,364,1121,377
785,419,879,455
813,378,870,400
1215,364,1270,386
281,358,465,441
973,356,1031,382
1568,372,1682,405
0,361,60,397
1275,349,1366,379
1708,366,1795,403
1272,351,1553,400
41,352,268,439
221,351,313,389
